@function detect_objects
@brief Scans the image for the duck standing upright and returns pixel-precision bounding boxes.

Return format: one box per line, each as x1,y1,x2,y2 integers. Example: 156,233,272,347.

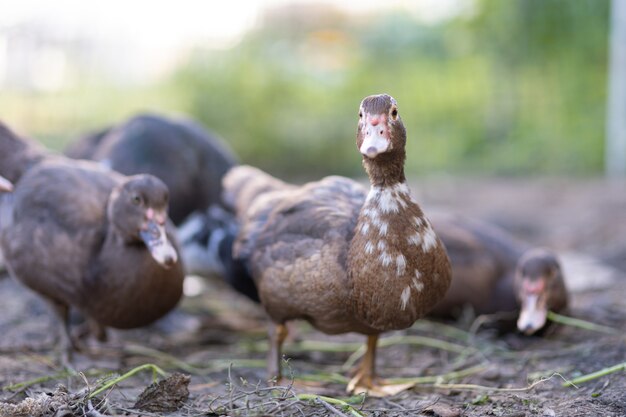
0,122,184,362
224,94,452,395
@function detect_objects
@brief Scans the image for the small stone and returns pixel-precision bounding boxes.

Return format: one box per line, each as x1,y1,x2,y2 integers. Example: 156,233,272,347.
133,373,190,412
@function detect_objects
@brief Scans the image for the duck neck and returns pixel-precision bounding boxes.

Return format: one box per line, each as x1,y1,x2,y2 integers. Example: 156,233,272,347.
362,150,406,188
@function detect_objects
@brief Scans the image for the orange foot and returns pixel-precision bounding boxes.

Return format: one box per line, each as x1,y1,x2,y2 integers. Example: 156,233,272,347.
346,372,415,397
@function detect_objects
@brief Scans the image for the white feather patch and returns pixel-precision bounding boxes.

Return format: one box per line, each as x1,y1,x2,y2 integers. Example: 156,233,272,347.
412,277,424,292
365,241,375,254
407,232,422,246
366,208,380,224
400,285,412,310
421,224,438,252
378,221,388,236
378,189,400,213
366,186,381,202
394,182,410,195
412,270,424,291
379,251,392,267
396,254,406,276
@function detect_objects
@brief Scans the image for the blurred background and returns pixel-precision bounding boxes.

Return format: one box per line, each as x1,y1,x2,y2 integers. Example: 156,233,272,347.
0,0,621,179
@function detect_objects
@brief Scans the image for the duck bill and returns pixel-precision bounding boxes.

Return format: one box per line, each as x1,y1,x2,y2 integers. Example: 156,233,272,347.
517,294,548,335
359,115,390,158
140,220,178,269
0,175,13,192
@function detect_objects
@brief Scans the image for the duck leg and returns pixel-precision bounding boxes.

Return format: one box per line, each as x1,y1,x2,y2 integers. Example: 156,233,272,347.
267,322,288,382
347,334,378,394
74,317,108,343
48,300,81,368
347,334,414,397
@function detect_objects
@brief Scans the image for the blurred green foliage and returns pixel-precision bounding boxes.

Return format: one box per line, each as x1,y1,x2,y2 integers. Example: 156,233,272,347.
0,0,610,177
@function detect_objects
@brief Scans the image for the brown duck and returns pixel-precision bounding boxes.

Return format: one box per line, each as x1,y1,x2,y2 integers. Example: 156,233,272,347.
428,212,568,334
0,122,184,361
224,94,452,395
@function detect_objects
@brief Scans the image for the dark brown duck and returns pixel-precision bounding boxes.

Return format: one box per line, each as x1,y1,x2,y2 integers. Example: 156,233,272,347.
0,122,184,360
224,94,452,396
65,114,237,225
429,212,568,334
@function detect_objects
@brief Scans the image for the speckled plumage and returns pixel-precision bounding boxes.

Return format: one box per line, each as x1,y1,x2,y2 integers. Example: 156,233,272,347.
225,94,452,393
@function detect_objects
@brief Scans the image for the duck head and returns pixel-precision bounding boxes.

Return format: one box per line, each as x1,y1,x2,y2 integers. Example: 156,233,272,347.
357,94,407,160
0,175,12,192
515,248,567,335
108,174,178,268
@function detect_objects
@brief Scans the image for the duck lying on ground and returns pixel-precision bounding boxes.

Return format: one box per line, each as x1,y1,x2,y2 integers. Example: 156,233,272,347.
428,212,568,334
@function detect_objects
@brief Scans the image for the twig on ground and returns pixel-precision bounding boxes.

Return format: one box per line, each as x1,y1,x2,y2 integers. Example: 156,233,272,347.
432,372,573,392
124,343,265,373
342,335,472,371
316,397,350,417
412,320,473,342
389,364,486,385
2,368,106,392
297,394,364,417
2,371,74,391
562,362,626,387
547,311,620,335
88,363,168,399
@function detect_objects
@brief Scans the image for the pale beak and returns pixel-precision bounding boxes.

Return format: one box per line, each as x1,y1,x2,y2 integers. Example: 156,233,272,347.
0,175,13,193
140,220,178,268
517,293,548,335
360,115,390,158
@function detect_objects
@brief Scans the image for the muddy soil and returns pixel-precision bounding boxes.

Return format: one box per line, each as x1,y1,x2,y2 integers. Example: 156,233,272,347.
0,177,625,417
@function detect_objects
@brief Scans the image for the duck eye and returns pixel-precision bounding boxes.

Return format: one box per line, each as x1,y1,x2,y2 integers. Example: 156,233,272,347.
391,108,398,119
131,195,142,206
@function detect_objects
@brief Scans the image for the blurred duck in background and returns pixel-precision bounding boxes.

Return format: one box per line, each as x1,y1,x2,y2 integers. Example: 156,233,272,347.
0,121,184,364
65,113,237,225
427,212,568,334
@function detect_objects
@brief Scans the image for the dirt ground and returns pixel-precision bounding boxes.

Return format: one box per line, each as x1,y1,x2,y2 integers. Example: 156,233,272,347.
0,177,625,417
